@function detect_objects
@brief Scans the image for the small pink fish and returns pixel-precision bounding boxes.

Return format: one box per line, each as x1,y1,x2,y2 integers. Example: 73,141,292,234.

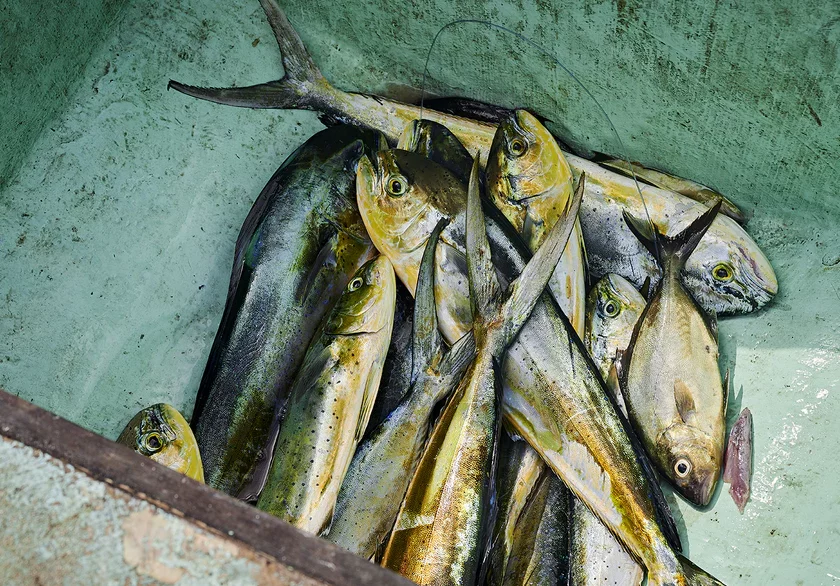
723,407,753,513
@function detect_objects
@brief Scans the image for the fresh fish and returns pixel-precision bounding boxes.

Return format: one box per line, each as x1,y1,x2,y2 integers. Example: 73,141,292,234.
620,203,727,506
327,220,476,559
382,157,579,585
486,433,570,586
168,0,777,316
723,407,753,514
486,110,587,335
193,125,383,498
256,255,396,533
585,273,647,410
398,119,474,185
572,156,775,315
577,273,647,586
357,148,725,585
117,404,204,482
570,498,644,586
364,281,416,436
599,158,746,223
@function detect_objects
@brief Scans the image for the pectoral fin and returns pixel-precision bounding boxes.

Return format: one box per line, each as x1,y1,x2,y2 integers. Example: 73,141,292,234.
674,380,697,424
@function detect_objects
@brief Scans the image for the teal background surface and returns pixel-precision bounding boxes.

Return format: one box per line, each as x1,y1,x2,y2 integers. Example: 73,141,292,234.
1,1,838,584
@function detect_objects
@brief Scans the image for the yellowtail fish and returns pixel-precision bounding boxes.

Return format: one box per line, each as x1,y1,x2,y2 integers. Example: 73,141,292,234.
620,203,727,506
486,433,570,586
382,157,581,585
193,125,383,498
327,220,476,559
168,0,776,316
117,404,204,482
357,148,725,586
486,109,587,335
256,255,396,533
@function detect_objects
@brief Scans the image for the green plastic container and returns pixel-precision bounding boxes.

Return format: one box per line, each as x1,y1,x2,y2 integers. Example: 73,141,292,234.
2,1,838,584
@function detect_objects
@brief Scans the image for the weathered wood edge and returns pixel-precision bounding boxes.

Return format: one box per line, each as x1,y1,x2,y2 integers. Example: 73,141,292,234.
0,390,412,586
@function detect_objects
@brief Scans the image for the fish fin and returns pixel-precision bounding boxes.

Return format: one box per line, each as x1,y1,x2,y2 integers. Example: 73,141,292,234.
354,368,380,445
500,173,585,346
168,0,327,110
722,368,730,417
666,201,723,267
601,158,746,224
639,276,652,300
674,380,697,424
622,209,661,263
295,230,338,302
466,156,503,317
675,554,727,586
437,332,477,393
411,218,448,381
397,119,421,151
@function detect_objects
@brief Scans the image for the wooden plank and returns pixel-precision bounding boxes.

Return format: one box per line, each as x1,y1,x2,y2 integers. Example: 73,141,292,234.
0,389,412,586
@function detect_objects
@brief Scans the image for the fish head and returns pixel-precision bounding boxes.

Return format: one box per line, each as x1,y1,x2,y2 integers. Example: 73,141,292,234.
656,423,722,506
357,149,466,291
683,214,777,313
486,110,574,233
116,404,204,482
325,255,396,335
585,274,647,372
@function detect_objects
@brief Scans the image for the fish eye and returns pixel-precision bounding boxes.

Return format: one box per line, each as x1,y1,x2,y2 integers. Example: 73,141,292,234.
386,175,408,196
712,263,734,282
142,432,164,454
509,138,528,157
674,458,692,478
604,301,620,318
348,277,364,292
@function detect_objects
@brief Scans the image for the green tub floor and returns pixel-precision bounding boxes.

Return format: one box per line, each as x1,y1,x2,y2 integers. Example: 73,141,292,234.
1,0,838,584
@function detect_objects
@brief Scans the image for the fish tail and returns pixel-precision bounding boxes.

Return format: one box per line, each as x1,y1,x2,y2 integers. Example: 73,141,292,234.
678,554,727,586
411,218,448,381
623,200,721,269
168,0,330,110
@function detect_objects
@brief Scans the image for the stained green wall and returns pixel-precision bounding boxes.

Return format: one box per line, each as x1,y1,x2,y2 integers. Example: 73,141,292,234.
0,0,837,584
0,0,127,187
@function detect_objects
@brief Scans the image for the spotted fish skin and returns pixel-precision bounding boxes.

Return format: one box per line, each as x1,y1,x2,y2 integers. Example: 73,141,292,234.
117,404,204,483
193,125,384,498
256,256,396,534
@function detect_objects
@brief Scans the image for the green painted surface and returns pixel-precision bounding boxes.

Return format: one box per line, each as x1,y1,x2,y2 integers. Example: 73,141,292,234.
0,0,838,584
0,0,127,188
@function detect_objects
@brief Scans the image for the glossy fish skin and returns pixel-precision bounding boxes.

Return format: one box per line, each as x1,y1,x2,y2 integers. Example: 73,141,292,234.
571,499,644,586
585,273,647,409
486,433,571,586
194,125,383,498
358,149,725,586
256,256,396,533
117,404,204,482
500,469,571,586
486,110,587,335
327,221,476,559
169,0,775,316
622,204,727,507
382,158,579,585
398,119,474,185
573,154,775,316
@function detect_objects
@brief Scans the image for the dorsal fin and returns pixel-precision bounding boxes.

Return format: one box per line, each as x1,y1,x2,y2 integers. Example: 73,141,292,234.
639,276,652,300
411,218,448,381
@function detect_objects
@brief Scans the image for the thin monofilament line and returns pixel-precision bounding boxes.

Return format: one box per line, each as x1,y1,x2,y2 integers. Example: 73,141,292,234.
418,19,660,262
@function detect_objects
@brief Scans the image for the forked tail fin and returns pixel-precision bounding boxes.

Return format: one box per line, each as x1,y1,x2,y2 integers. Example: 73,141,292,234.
168,0,327,110
623,200,722,270
678,554,727,586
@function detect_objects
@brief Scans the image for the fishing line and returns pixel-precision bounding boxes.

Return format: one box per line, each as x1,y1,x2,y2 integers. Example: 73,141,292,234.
418,19,660,262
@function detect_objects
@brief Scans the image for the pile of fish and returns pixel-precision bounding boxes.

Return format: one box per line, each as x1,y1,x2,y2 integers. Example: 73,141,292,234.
116,2,771,584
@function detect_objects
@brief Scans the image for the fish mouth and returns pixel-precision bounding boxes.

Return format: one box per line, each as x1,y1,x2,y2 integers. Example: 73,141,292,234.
679,471,718,507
